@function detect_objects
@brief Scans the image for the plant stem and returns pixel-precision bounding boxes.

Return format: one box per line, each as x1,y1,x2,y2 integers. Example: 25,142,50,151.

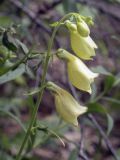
15,13,74,160
16,38,51,160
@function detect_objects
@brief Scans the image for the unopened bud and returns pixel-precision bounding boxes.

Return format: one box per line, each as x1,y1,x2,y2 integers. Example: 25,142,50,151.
65,20,77,32
77,20,90,37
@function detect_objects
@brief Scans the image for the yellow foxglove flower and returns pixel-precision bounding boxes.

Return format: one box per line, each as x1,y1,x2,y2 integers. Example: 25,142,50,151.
47,81,87,126
57,49,98,93
66,20,97,60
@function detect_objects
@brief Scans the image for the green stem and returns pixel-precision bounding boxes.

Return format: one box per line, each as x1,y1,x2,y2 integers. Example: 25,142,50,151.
15,13,74,160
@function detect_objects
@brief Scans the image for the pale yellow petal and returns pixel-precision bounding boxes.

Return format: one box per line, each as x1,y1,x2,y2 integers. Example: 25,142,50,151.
67,58,98,93
70,32,96,60
86,36,98,49
54,88,87,126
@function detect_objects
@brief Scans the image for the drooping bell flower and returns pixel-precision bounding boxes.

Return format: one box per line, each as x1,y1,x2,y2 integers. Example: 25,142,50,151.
65,20,97,60
57,49,98,93
47,81,87,126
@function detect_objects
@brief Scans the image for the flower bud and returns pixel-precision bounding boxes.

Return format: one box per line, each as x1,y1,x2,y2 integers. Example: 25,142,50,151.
76,18,90,37
57,49,98,93
65,20,77,32
47,81,87,126
83,16,94,26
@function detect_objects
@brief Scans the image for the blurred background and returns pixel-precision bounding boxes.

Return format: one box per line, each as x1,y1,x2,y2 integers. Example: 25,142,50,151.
0,0,120,160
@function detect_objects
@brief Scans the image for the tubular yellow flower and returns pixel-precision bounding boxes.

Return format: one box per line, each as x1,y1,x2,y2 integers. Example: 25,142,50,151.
57,49,98,93
66,20,97,60
47,82,87,126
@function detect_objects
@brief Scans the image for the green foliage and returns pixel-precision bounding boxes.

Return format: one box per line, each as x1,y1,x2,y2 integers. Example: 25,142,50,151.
68,148,78,160
87,102,114,135
0,64,26,84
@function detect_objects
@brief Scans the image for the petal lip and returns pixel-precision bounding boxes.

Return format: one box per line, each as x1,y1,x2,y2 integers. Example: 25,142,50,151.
86,36,98,49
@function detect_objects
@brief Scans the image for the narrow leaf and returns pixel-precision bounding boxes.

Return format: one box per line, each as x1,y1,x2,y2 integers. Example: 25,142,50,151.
0,64,25,84
91,66,112,76
106,114,114,135
87,102,114,135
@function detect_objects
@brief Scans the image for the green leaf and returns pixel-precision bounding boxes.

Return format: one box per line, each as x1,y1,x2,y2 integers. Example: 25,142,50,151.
37,124,65,146
68,149,78,160
90,83,97,101
113,73,120,86
48,129,65,147
107,114,114,135
0,65,9,76
24,88,41,96
88,103,106,114
102,97,120,105
25,65,34,79
16,39,29,54
104,75,115,91
91,66,112,76
87,102,114,135
0,45,9,57
2,31,18,51
0,60,13,76
24,85,46,96
0,63,26,84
